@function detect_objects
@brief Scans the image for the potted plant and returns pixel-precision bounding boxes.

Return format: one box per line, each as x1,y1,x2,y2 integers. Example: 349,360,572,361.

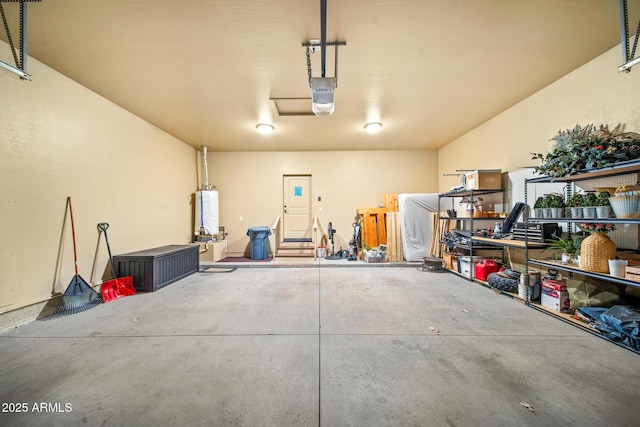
578,223,617,273
581,192,598,218
533,196,546,218
544,193,565,218
531,124,640,178
546,233,579,264
595,191,612,218
566,192,584,219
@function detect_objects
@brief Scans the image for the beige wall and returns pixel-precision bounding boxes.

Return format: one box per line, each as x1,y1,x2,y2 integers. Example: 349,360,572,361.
207,150,439,255
5,38,637,316
439,45,640,191
0,42,196,315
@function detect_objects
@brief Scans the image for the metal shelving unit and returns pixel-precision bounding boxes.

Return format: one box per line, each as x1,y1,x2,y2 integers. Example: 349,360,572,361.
437,188,505,280
523,160,640,353
524,159,640,291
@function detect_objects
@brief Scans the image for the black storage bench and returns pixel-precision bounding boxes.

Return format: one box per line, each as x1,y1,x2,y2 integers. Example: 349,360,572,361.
113,244,199,292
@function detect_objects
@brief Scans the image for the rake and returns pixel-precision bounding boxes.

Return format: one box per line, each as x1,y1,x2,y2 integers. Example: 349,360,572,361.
49,197,103,317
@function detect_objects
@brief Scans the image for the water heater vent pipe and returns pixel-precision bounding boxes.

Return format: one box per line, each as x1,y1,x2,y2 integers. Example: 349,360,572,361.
202,146,210,190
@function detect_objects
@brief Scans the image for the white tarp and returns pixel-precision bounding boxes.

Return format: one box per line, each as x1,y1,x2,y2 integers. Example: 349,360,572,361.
194,190,219,235
398,193,440,261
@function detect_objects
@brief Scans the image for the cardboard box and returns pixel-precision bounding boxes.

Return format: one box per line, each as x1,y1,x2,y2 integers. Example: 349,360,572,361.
625,265,640,283
506,248,547,266
541,279,570,312
442,251,455,270
465,170,502,190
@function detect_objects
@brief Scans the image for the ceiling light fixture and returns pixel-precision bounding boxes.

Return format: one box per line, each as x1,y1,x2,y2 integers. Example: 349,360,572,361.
364,122,383,133
255,123,275,134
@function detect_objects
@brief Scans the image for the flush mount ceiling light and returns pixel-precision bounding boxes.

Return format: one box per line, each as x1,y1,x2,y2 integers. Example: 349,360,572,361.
303,1,346,116
255,123,274,134
364,122,383,133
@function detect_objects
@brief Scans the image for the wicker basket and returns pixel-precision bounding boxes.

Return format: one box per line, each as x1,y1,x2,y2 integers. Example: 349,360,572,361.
580,232,616,273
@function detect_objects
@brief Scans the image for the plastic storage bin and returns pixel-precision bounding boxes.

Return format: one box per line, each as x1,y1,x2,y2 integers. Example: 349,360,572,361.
246,226,272,260
459,256,486,279
113,245,199,292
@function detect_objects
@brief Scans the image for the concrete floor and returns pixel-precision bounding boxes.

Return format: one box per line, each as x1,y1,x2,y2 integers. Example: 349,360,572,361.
1,262,640,426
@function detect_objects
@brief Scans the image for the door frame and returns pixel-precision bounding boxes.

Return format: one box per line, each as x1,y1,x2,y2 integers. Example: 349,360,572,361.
281,174,313,244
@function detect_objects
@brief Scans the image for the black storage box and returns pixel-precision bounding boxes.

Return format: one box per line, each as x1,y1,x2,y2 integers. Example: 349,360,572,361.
512,222,560,243
113,244,199,292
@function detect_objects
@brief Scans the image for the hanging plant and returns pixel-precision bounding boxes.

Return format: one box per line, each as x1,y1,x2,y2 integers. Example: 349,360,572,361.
531,124,640,178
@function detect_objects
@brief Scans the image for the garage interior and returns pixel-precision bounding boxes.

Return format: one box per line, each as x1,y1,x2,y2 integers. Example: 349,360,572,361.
2,1,640,426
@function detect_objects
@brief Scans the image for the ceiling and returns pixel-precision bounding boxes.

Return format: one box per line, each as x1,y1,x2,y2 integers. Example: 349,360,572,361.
1,0,638,152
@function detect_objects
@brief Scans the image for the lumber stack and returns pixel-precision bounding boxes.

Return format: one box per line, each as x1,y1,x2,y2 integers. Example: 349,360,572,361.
357,194,403,261
385,211,403,262
436,217,458,258
384,194,398,212
357,207,388,249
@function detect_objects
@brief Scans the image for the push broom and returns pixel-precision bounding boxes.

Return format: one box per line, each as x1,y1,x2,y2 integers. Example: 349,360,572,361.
49,197,103,317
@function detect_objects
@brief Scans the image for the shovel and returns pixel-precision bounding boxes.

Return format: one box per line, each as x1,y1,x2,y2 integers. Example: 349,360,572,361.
98,223,136,302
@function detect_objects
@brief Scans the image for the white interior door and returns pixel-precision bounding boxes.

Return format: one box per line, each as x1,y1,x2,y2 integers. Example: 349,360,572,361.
283,175,312,242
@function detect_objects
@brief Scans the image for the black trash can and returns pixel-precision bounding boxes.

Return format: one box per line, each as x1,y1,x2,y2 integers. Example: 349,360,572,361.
246,226,272,260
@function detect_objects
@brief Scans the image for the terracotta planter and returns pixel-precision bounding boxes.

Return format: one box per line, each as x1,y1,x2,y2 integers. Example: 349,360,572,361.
580,232,616,273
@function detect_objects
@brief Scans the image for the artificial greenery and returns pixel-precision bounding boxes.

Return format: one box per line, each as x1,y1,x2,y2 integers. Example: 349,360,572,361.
581,192,598,207
566,192,584,208
572,235,585,256
544,193,565,208
546,233,581,258
533,196,546,209
531,124,640,178
595,191,612,207
578,223,617,234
